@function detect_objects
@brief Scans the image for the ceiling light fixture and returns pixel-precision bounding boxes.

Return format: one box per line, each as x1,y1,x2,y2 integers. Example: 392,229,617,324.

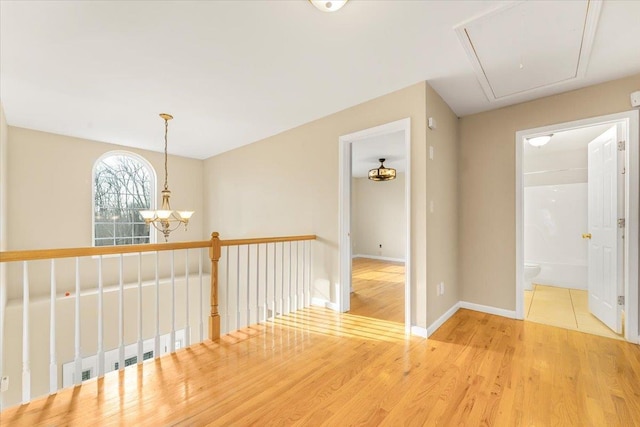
368,158,396,182
527,134,553,147
140,114,194,242
309,0,348,13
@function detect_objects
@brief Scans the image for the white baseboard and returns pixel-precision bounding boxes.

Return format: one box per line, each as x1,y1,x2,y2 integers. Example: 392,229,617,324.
410,325,428,338
427,302,461,336
459,301,517,319
311,297,340,312
352,254,405,263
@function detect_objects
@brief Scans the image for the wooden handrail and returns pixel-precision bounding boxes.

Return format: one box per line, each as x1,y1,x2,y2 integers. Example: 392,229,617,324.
0,240,212,263
220,234,316,247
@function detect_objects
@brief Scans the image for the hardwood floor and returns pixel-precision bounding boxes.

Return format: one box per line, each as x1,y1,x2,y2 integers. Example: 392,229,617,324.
2,308,639,426
350,257,404,323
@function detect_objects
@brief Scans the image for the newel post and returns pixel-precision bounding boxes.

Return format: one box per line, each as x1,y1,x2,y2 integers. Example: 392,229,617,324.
209,232,221,341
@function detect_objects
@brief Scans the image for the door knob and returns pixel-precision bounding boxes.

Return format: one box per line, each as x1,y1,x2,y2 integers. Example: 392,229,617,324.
582,233,592,239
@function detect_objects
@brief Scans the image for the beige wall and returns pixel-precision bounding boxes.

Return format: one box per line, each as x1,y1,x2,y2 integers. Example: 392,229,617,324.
0,102,8,409
459,73,640,312
425,85,460,325
352,173,406,260
5,127,205,299
1,103,7,254
203,82,431,327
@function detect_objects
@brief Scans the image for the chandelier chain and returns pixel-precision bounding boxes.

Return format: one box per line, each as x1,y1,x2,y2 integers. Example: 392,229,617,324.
163,117,169,191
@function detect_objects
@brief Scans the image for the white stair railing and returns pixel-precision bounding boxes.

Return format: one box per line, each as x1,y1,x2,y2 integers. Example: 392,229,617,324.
0,239,211,407
0,233,315,409
218,236,315,335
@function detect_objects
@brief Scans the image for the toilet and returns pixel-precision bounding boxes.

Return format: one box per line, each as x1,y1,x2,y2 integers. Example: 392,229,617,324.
524,263,541,291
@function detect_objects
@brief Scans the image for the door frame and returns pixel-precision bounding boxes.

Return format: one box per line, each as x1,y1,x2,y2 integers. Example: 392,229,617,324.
515,110,639,343
339,118,412,332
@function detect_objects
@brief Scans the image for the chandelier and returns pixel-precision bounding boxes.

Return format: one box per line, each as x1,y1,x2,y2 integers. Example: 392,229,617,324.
368,158,396,181
140,113,194,242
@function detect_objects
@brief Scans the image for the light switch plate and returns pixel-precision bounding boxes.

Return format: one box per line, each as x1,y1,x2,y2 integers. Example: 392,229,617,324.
631,90,640,107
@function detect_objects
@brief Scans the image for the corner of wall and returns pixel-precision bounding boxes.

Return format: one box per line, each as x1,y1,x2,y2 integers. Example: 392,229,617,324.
423,82,460,326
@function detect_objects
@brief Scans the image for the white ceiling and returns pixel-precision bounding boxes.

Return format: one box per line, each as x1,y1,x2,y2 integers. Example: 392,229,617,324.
1,1,639,160
351,130,405,178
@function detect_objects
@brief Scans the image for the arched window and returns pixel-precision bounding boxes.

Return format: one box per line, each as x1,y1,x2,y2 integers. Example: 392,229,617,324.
93,151,156,246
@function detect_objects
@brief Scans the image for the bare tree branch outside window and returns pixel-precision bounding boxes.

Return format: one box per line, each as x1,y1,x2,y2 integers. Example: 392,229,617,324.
94,154,153,246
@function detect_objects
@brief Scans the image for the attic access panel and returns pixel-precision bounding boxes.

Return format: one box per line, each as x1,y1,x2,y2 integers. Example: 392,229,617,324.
455,0,602,101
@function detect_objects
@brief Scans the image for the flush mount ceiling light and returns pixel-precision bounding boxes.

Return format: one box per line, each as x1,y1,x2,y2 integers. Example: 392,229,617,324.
309,0,348,12
368,158,396,182
140,114,194,241
527,134,553,147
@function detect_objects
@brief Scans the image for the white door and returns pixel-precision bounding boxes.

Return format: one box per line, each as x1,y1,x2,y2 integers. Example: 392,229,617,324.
587,125,623,333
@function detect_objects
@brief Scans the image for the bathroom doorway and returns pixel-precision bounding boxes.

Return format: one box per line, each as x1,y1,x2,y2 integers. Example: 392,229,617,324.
515,111,639,342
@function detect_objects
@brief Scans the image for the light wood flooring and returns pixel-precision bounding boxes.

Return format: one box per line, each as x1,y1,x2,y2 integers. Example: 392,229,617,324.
349,257,404,323
525,284,624,340
2,307,640,426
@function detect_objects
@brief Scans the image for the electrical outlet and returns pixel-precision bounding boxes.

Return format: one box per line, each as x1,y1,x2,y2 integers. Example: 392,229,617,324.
439,282,445,295
1,376,8,392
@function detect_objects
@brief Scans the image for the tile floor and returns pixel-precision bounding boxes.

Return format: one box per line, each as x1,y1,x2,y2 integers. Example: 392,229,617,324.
524,284,623,340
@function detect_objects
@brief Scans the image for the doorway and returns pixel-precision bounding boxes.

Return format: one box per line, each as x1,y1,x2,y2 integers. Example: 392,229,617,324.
339,118,411,329
515,111,639,342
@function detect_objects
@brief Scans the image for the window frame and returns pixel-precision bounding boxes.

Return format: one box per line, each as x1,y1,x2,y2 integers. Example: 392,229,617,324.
92,150,157,247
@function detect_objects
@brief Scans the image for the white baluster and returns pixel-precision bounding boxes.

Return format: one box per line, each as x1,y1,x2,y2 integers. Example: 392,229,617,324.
137,253,143,364
288,241,292,313
226,246,231,333
49,260,57,394
74,257,82,384
236,246,240,330
256,244,261,323
118,254,124,370
246,245,251,326
307,241,312,308
280,242,284,316
97,255,104,376
22,261,31,403
199,248,204,342
170,250,175,353
154,251,160,359
295,241,299,311
264,243,269,322
272,243,277,319
185,249,190,347
302,241,306,309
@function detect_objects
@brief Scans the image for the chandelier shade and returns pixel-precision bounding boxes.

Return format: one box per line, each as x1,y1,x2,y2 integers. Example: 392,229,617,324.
140,114,194,241
368,158,396,181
